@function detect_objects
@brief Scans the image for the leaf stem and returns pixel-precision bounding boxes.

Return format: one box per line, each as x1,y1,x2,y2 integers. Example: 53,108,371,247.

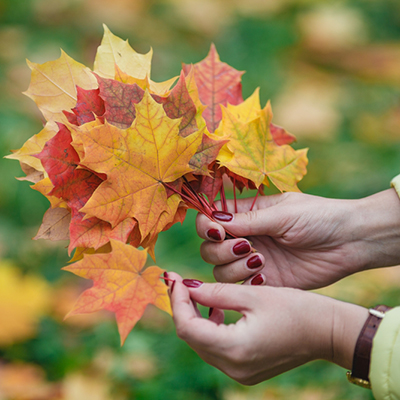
220,181,227,212
250,185,262,211
233,176,238,213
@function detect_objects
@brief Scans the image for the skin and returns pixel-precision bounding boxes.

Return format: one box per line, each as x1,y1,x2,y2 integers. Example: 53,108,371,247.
168,188,400,384
168,274,369,385
196,189,400,288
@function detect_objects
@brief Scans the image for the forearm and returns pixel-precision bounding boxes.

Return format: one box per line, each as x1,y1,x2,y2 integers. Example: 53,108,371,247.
351,189,400,271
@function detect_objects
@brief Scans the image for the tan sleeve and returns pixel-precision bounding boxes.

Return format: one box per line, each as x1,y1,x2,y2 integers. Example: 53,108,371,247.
390,174,400,199
370,307,400,400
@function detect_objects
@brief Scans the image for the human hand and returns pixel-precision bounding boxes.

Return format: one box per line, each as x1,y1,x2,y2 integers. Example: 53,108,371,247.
168,273,368,385
197,189,400,289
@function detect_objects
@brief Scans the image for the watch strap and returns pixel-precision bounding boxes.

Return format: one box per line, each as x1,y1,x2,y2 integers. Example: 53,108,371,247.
348,305,392,387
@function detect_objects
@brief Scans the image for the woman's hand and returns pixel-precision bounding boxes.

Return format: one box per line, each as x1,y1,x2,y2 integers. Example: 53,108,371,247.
197,189,400,289
168,273,368,385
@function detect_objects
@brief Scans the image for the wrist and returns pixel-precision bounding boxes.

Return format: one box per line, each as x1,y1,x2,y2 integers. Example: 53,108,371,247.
330,301,369,369
350,189,400,271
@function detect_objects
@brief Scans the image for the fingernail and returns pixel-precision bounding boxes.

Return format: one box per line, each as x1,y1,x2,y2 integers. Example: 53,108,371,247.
212,211,233,222
247,255,262,269
182,279,204,288
208,307,214,317
207,228,222,241
251,274,264,285
163,271,169,286
233,240,251,256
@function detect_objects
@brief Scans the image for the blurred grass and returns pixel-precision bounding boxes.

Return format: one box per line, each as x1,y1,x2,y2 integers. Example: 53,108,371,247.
1,0,400,399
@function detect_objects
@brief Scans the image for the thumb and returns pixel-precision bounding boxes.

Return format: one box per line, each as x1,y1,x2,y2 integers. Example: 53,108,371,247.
213,206,287,238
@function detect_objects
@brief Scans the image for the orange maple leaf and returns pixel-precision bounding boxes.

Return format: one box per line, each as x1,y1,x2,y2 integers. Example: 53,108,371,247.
72,90,202,239
63,239,171,344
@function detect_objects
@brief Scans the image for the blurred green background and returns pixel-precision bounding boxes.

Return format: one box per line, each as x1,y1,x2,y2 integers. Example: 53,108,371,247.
1,0,400,399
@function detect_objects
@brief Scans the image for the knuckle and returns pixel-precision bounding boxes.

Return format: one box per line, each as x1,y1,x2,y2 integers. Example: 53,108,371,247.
243,210,258,223
199,242,211,263
213,266,223,282
175,324,189,341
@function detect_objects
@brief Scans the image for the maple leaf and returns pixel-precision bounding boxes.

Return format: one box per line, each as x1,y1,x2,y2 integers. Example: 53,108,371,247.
63,87,105,126
96,74,145,129
34,207,71,241
35,124,103,204
5,122,58,172
68,243,112,264
94,24,152,80
189,133,227,175
190,163,224,204
74,91,202,239
97,70,198,136
69,211,136,255
216,101,308,192
226,88,296,145
115,64,177,95
16,162,44,184
63,239,171,344
152,70,198,137
24,51,97,123
35,124,135,253
183,44,244,133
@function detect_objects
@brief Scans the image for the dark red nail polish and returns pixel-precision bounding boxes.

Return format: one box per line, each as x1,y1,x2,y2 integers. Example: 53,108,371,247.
247,255,262,269
233,241,251,256
212,211,233,222
207,228,222,241
251,274,264,285
163,271,169,286
208,307,214,317
182,279,204,288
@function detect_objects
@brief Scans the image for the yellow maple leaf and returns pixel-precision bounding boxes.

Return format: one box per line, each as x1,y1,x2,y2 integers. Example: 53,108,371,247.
5,121,58,172
24,51,97,123
216,101,308,192
94,24,152,80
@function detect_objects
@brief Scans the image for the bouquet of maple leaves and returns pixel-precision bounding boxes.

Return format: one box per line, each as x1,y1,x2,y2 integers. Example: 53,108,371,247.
7,26,308,344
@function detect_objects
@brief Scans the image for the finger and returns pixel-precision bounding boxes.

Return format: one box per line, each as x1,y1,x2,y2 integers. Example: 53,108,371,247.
212,204,289,238
200,238,252,265
213,253,265,283
169,274,236,348
221,193,285,213
242,272,267,286
167,272,199,321
208,307,224,325
182,281,253,312
196,212,225,242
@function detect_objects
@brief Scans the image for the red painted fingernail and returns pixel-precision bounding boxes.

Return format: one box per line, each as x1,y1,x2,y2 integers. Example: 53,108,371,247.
247,255,262,269
251,274,264,285
233,240,251,256
208,307,214,317
170,280,176,294
212,211,233,222
163,271,169,286
207,228,222,241
182,279,204,288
